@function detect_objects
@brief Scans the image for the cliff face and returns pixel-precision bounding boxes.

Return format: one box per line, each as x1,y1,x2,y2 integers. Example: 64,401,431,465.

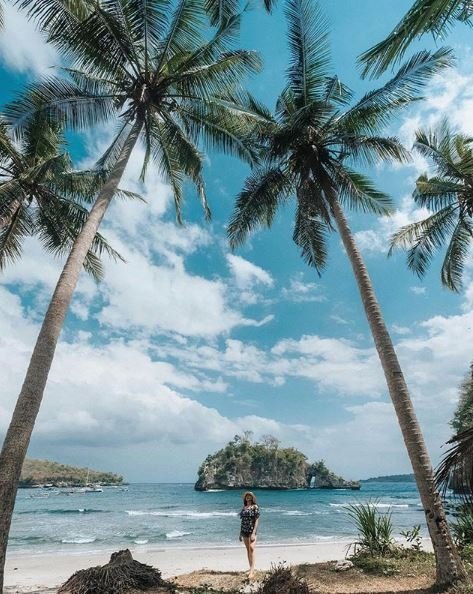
195,435,360,491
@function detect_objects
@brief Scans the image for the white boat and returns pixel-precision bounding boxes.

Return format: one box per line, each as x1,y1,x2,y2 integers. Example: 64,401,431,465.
78,485,103,493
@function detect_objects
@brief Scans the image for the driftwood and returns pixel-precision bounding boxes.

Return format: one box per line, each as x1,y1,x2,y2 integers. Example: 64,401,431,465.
58,549,173,594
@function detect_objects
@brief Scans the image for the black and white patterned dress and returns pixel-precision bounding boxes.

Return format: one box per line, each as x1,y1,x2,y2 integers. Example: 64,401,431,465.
240,504,260,537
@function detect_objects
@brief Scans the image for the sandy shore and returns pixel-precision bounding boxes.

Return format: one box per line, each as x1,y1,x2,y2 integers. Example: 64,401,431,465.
5,541,353,591
4,539,434,593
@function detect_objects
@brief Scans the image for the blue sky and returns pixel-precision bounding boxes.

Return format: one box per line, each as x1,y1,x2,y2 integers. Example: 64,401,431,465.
1,0,473,483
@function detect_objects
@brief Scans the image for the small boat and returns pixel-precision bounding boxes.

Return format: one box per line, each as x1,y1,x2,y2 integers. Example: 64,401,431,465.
78,485,103,493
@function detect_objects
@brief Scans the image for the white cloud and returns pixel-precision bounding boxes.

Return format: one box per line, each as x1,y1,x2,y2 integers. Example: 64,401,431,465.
410,286,427,296
355,195,430,256
226,254,273,289
0,4,58,75
281,274,325,303
392,324,411,336
225,254,274,304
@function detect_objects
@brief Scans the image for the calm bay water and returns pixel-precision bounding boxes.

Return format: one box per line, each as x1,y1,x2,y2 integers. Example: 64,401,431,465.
10,482,429,554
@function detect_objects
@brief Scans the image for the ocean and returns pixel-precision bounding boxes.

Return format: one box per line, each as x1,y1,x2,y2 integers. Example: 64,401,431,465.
10,482,432,554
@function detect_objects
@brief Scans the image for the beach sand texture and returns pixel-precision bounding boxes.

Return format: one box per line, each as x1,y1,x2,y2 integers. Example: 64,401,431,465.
4,540,434,593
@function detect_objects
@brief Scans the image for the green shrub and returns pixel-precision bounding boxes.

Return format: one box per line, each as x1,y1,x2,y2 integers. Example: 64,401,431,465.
452,506,473,549
347,500,395,557
350,552,399,576
400,525,422,552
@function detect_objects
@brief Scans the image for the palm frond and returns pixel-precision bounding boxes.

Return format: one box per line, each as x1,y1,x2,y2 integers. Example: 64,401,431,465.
436,426,473,501
177,99,261,165
389,204,459,277
285,0,331,105
205,0,239,27
228,167,291,249
122,0,171,63
154,0,206,74
342,49,454,135
173,13,242,72
293,184,329,273
322,75,353,106
414,174,462,210
173,49,262,100
4,78,119,136
0,203,34,270
341,135,410,168
359,0,470,78
441,217,473,291
16,0,91,41
21,112,65,163
333,166,394,216
36,195,125,281
414,124,472,180
149,113,210,219
147,117,185,223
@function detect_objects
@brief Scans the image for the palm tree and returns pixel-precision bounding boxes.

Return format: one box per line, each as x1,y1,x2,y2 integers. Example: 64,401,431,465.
390,122,473,292
436,363,473,500
359,0,473,78
228,0,466,585
0,1,264,588
0,114,126,279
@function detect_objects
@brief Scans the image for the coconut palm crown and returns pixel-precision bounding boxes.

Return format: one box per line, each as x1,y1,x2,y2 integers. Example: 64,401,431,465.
359,0,473,78
7,0,266,221
0,115,127,280
228,0,466,585
228,0,452,264
390,121,473,292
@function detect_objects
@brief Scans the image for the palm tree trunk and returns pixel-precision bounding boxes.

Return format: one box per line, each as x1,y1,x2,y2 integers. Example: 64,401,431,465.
329,195,466,586
0,121,142,593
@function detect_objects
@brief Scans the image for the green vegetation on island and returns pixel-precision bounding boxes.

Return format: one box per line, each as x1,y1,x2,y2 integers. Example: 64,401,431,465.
195,434,360,491
363,474,415,483
20,459,123,488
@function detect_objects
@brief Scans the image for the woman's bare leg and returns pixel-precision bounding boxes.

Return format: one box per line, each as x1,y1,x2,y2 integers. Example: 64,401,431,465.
243,537,251,568
245,537,256,579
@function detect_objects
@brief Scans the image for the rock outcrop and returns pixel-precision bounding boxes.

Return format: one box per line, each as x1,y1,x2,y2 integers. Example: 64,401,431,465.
195,434,360,491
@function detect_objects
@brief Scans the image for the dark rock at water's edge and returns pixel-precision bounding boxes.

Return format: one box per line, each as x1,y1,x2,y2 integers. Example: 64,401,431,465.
194,433,360,491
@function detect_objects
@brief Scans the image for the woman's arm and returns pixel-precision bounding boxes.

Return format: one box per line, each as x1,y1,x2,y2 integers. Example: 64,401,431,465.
251,517,259,541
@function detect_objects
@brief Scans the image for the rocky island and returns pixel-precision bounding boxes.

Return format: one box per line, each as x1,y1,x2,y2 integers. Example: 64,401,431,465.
20,458,124,487
195,434,360,491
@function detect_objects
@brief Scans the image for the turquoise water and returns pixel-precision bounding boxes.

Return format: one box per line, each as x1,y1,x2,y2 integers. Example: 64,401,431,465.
10,482,429,553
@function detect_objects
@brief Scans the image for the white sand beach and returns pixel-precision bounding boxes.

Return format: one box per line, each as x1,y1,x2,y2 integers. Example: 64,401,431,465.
4,539,434,593
4,541,355,592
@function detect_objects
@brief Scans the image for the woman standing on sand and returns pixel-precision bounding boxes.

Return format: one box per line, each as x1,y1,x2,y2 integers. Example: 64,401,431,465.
239,491,260,579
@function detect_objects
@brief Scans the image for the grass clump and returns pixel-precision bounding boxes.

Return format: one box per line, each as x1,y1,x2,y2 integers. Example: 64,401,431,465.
257,564,309,594
351,548,434,576
346,500,396,557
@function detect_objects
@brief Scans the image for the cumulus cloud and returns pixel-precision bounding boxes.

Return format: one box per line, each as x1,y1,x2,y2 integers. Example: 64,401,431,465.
354,195,430,256
226,254,273,289
281,273,326,303
0,4,58,75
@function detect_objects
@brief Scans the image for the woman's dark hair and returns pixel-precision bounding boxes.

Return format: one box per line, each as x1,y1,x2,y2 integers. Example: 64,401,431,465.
242,491,257,505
